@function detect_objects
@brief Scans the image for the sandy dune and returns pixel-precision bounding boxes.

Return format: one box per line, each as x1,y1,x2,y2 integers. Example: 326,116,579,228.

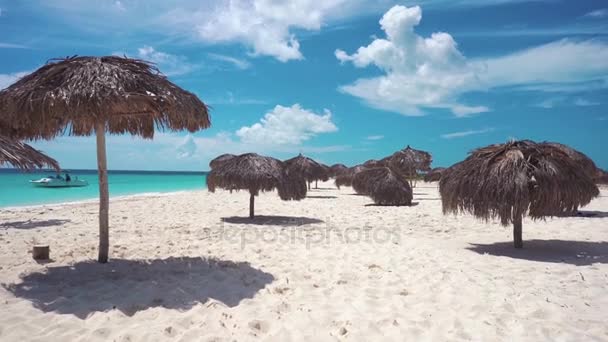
0,182,607,341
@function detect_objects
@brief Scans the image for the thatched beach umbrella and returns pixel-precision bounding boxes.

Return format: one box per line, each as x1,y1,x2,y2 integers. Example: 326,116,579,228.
329,163,348,177
335,165,366,188
353,167,413,206
383,145,432,187
0,135,60,171
439,140,599,248
545,142,598,179
209,153,236,170
0,56,210,263
284,154,329,189
363,159,384,168
424,167,445,182
207,153,306,218
594,168,608,185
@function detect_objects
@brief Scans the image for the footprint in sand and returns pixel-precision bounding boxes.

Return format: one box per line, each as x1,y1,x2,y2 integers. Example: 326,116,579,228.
248,320,270,334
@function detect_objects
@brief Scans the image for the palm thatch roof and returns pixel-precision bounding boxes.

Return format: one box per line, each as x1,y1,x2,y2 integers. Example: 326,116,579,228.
335,165,366,188
594,168,608,185
207,153,306,200
545,142,598,179
329,163,348,177
209,153,236,170
0,56,210,139
383,145,432,178
353,167,413,206
424,167,446,182
284,154,329,184
0,135,60,171
363,159,384,168
439,140,599,247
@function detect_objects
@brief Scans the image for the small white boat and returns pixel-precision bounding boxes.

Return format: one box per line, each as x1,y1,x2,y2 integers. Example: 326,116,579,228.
30,174,89,188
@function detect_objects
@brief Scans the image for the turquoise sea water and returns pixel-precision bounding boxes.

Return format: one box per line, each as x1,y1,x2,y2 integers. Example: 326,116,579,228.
0,169,207,208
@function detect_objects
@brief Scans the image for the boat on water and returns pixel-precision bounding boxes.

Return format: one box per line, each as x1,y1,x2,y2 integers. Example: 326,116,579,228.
30,173,89,188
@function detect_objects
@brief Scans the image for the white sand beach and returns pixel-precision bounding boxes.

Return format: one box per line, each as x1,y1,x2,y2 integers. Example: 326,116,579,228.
0,182,607,341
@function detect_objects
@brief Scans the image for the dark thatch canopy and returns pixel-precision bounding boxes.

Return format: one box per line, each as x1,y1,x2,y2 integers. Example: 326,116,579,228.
0,56,210,139
424,167,446,182
209,153,236,170
352,167,413,206
335,165,366,188
363,159,384,168
594,168,608,185
382,145,432,178
329,163,348,177
0,135,60,171
545,142,598,179
0,56,211,263
439,140,599,248
207,153,306,218
284,154,329,189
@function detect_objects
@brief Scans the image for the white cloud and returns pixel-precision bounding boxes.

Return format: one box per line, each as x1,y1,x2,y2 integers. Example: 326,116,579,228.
441,128,494,139
179,0,347,62
0,71,30,90
136,46,197,76
336,5,483,116
208,53,251,70
236,104,338,145
176,135,197,158
583,9,608,19
337,5,608,117
0,42,29,49
534,96,600,108
574,98,600,106
366,135,384,140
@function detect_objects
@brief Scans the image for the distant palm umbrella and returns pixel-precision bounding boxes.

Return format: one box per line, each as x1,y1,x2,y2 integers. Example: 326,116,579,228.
207,153,306,218
383,145,432,187
440,140,599,248
284,154,329,189
329,163,348,177
0,56,210,263
424,167,445,182
335,165,366,189
0,135,60,171
209,153,236,170
353,167,413,206
594,168,608,185
363,159,384,168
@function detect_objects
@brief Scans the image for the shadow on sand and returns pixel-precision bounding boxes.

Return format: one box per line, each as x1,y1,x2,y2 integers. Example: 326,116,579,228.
3,257,274,319
364,202,419,207
467,240,608,266
222,215,324,226
574,211,608,218
0,219,71,230
306,195,338,199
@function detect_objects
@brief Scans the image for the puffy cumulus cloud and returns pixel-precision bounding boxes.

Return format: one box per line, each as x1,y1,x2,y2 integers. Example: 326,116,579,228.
336,5,484,117
236,104,338,145
193,0,346,62
337,5,608,117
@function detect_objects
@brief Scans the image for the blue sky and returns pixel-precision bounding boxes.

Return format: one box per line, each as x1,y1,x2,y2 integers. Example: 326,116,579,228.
1,0,607,171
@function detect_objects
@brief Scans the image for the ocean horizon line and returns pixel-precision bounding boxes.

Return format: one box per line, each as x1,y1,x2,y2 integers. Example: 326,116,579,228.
0,168,209,174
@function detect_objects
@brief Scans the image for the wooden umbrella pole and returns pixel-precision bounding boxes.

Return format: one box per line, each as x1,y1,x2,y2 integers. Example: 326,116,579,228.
513,214,523,249
96,122,110,263
249,193,255,219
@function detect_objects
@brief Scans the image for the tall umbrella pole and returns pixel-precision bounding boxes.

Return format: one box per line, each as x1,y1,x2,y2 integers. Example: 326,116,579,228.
96,123,110,263
513,214,523,249
249,193,255,219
